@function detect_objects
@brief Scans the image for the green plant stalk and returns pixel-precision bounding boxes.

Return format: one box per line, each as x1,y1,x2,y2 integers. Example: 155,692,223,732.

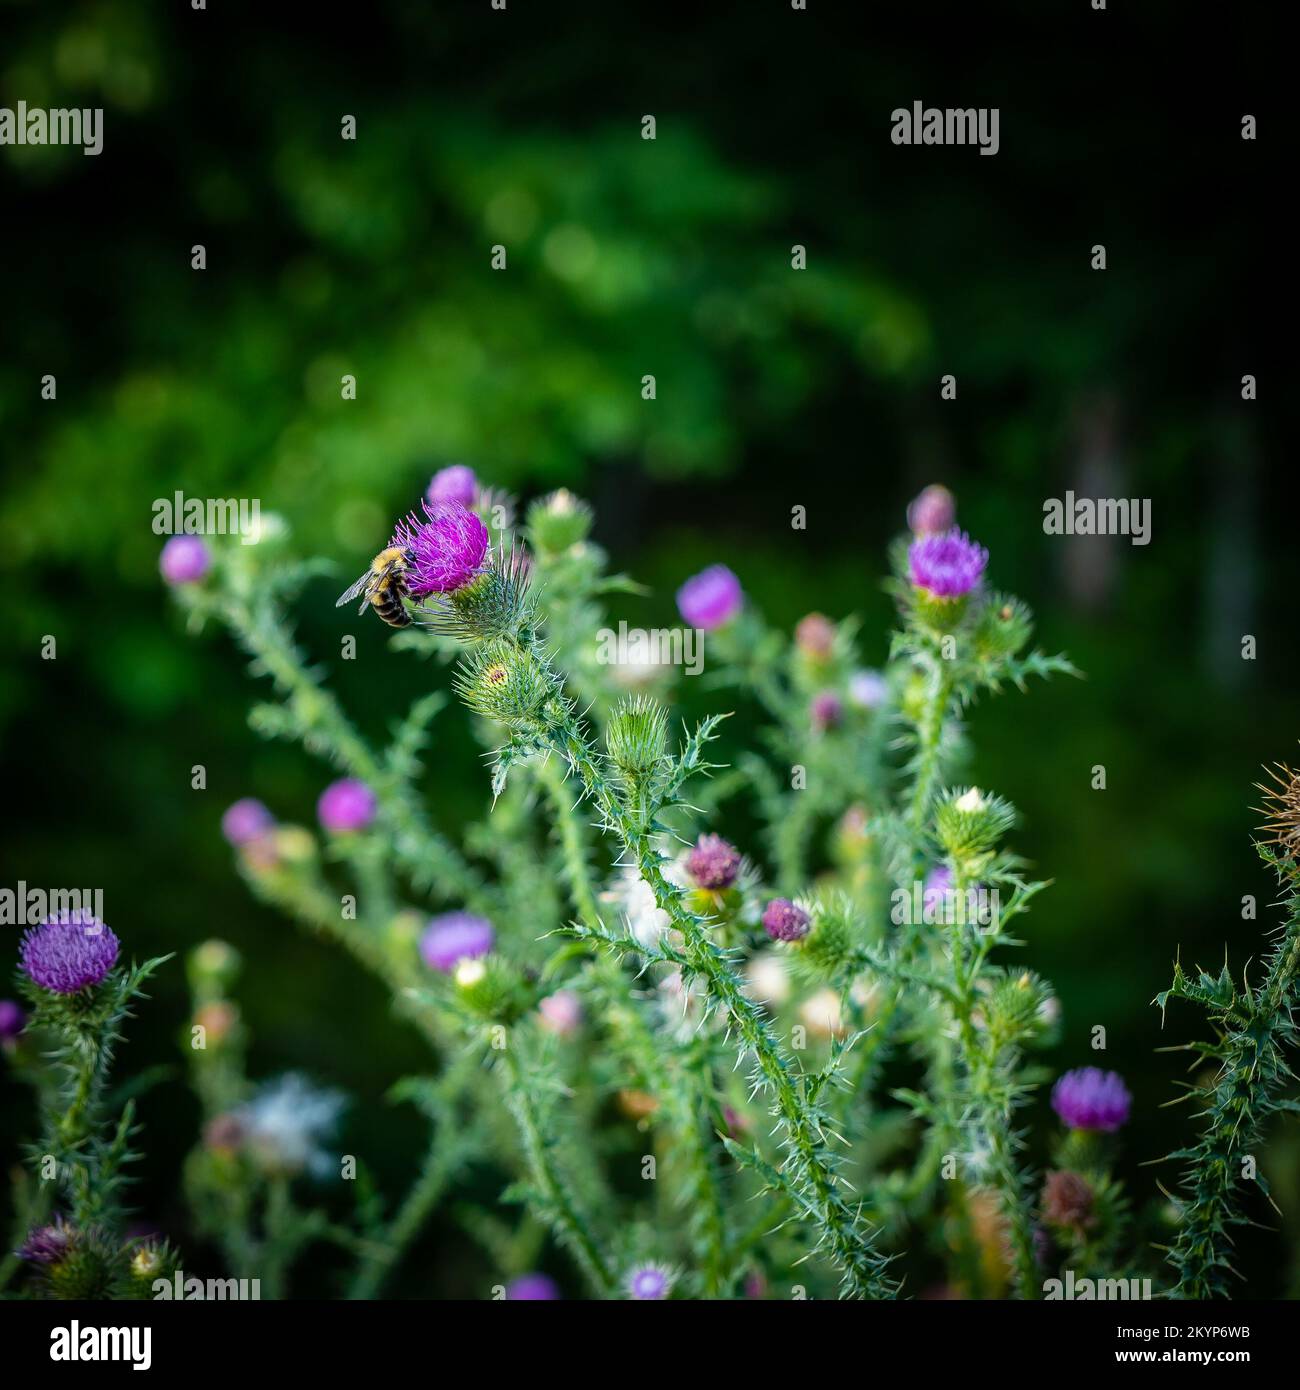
498,1040,615,1297
536,756,733,1296
542,698,895,1298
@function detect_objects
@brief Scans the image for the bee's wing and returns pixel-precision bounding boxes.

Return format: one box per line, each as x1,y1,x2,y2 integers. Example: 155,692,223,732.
336,571,374,608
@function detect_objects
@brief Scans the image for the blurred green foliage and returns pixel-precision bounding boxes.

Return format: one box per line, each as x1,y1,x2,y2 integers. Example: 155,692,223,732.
1,1,1290,1294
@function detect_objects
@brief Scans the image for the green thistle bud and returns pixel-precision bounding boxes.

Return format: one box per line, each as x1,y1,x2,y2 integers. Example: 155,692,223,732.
984,969,1052,1050
454,640,551,725
527,488,593,554
454,955,530,1023
934,787,1016,861
188,938,241,992
606,695,669,777
444,552,532,641
44,1239,117,1300
795,898,859,981
972,592,1033,665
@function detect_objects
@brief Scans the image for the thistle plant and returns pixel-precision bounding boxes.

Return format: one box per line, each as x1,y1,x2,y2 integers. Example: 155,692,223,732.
1155,763,1300,1298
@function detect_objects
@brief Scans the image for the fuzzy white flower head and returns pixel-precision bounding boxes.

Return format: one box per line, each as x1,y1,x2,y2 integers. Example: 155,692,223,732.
605,866,670,950
239,1073,345,1180
799,988,844,1039
955,787,987,813
745,953,791,1006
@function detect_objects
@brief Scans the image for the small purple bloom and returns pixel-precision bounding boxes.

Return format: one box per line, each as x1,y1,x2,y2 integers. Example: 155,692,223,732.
908,528,988,599
20,917,120,995
421,912,495,973
811,691,843,732
18,1219,73,1265
0,999,26,1040
848,670,887,710
159,535,211,585
762,899,810,943
907,484,956,535
795,613,836,659
676,564,743,631
316,778,377,834
538,990,583,1037
222,798,274,847
392,500,490,597
1051,1067,1132,1133
426,464,478,508
626,1263,673,1301
506,1272,561,1300
922,865,953,915
687,834,742,890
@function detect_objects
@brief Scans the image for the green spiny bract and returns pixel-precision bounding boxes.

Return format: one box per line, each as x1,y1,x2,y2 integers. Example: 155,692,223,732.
453,638,552,726
604,693,670,779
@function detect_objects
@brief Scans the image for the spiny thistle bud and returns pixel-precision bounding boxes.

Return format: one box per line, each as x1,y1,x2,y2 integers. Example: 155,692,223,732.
934,786,1016,861
454,640,551,725
527,488,593,554
985,969,1052,1049
606,694,669,777
1040,1170,1096,1233
189,938,241,992
972,593,1032,665
794,899,857,980
454,954,529,1023
20,916,119,995
23,1224,118,1299
1256,761,1300,866
435,548,533,640
270,824,317,866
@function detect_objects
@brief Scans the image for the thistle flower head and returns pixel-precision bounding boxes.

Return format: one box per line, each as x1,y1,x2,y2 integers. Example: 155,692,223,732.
392,499,490,597
420,912,495,973
907,483,956,535
238,1073,345,1179
686,833,742,890
222,797,274,846
908,528,988,599
625,1262,674,1300
454,639,551,724
1051,1067,1131,1133
159,534,211,585
848,669,887,710
426,464,478,508
0,998,26,1040
1255,761,1300,862
676,564,742,631
20,916,120,994
810,691,843,732
1041,1170,1096,1232
795,612,836,659
538,989,583,1037
507,1273,561,1300
316,778,377,833
762,898,810,943
18,1218,74,1265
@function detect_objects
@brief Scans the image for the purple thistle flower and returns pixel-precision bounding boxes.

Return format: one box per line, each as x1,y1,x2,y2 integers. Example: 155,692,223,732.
626,1263,673,1301
316,778,377,834
810,691,843,732
922,865,953,915
426,464,479,508
221,798,274,847
687,833,742,890
0,999,25,1040
908,528,988,599
420,912,495,973
18,1218,74,1265
159,535,211,585
762,899,810,943
391,500,490,598
676,564,743,631
506,1273,561,1300
1051,1067,1131,1133
907,483,956,535
20,917,120,995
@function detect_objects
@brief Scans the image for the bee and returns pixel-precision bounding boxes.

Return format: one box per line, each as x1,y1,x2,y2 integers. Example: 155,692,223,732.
335,546,416,628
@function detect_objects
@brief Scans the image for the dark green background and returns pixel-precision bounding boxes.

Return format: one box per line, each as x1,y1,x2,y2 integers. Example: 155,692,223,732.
1,1,1289,1295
